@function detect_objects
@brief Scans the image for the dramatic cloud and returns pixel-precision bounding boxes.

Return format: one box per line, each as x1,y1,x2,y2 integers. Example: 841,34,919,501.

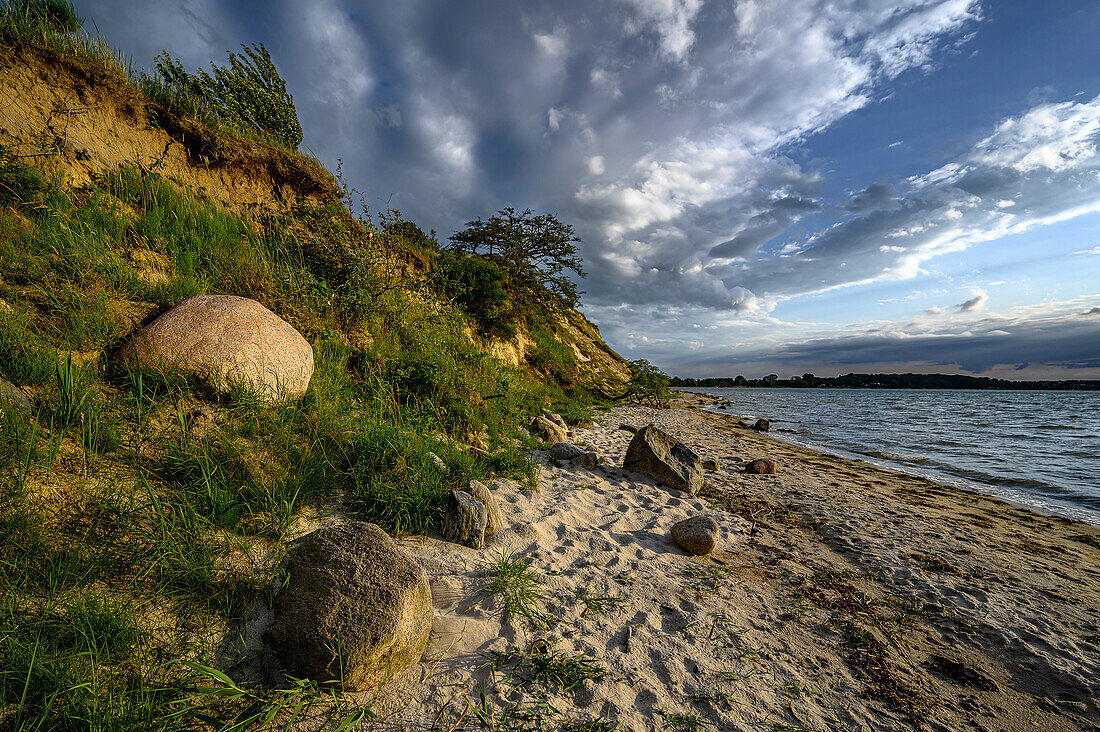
73,0,1100,377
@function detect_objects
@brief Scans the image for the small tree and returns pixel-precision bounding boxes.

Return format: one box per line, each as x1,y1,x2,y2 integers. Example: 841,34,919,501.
448,207,586,308
152,43,303,149
629,359,671,407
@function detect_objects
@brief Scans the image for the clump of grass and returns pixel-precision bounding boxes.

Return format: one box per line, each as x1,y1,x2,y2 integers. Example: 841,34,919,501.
574,586,627,617
472,550,553,629
167,660,369,730
660,708,715,731
485,639,606,693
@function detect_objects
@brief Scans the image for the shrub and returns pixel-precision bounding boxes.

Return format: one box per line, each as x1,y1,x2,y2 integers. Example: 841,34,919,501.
431,250,512,335
149,43,303,149
628,359,670,406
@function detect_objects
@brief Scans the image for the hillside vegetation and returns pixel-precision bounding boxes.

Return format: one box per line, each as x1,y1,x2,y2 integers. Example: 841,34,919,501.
0,5,628,728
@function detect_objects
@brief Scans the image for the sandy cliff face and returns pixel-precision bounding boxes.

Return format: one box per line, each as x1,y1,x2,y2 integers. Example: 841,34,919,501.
0,43,630,387
0,44,337,219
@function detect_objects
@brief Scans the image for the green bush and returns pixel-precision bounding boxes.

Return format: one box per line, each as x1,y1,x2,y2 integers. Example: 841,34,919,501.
149,43,303,149
0,150,46,207
431,250,512,335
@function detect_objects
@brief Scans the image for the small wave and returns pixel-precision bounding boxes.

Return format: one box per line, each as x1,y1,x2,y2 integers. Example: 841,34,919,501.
867,451,929,464
1034,424,1087,431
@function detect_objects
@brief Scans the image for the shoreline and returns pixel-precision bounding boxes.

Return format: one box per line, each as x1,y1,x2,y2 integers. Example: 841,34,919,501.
679,387,1100,528
349,392,1100,731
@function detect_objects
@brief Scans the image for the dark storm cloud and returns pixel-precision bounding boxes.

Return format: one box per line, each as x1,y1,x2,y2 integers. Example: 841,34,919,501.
845,182,900,213
772,310,1100,373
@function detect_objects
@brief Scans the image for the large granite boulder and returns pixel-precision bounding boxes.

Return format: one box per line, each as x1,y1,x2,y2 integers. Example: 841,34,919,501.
530,415,567,443
118,295,313,401
622,425,704,495
265,522,432,691
671,516,720,556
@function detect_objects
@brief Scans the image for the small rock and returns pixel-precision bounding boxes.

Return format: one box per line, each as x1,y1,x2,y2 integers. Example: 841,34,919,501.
185,405,219,438
0,377,33,415
443,490,487,549
530,415,567,443
752,418,770,432
549,442,585,461
464,480,502,535
670,515,720,555
623,425,704,494
701,459,720,472
744,458,777,475
428,452,448,473
619,423,638,434
545,412,567,429
570,451,600,470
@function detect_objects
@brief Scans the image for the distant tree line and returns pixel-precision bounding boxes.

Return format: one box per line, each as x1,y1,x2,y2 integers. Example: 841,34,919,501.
669,372,1100,391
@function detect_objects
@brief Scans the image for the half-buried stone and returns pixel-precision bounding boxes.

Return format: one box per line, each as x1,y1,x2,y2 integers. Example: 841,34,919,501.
443,490,487,549
622,425,704,495
464,480,502,536
744,458,777,475
265,522,432,692
549,442,585,461
117,295,313,402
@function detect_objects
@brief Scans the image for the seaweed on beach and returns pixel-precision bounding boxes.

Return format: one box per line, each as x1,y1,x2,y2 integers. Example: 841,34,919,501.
790,566,930,729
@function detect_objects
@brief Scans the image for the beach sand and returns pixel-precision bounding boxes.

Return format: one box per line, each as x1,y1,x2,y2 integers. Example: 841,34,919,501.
347,392,1100,731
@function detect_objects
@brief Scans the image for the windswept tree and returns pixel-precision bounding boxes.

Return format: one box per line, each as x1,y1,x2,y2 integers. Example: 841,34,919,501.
151,43,303,149
629,359,671,407
448,207,586,308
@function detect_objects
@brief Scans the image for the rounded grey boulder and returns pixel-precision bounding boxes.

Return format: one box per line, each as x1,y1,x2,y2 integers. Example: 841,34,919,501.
265,522,432,691
549,442,585,461
118,295,313,401
671,516,720,556
1,377,32,416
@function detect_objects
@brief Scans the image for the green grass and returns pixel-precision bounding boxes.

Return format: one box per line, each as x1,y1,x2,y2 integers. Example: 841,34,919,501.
0,8,624,727
574,586,628,617
485,640,606,693
472,550,554,629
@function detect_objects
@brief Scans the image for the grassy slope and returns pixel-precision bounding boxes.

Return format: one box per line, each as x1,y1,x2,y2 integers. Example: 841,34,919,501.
0,13,625,729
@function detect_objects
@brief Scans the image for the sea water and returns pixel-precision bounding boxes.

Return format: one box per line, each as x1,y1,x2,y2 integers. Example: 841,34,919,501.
684,388,1100,526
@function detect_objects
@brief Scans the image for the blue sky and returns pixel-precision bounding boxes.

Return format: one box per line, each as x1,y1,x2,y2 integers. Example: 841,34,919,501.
75,0,1100,378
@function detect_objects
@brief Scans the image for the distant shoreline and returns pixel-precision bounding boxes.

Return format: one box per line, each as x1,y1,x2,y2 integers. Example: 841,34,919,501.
670,373,1100,390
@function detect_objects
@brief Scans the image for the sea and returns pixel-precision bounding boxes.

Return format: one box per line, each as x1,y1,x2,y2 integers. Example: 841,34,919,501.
681,387,1100,527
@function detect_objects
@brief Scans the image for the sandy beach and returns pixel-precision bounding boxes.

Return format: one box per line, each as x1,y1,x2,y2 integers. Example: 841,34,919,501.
327,391,1100,731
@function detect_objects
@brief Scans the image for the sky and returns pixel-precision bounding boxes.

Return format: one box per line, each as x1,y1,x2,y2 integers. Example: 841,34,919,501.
74,0,1100,379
